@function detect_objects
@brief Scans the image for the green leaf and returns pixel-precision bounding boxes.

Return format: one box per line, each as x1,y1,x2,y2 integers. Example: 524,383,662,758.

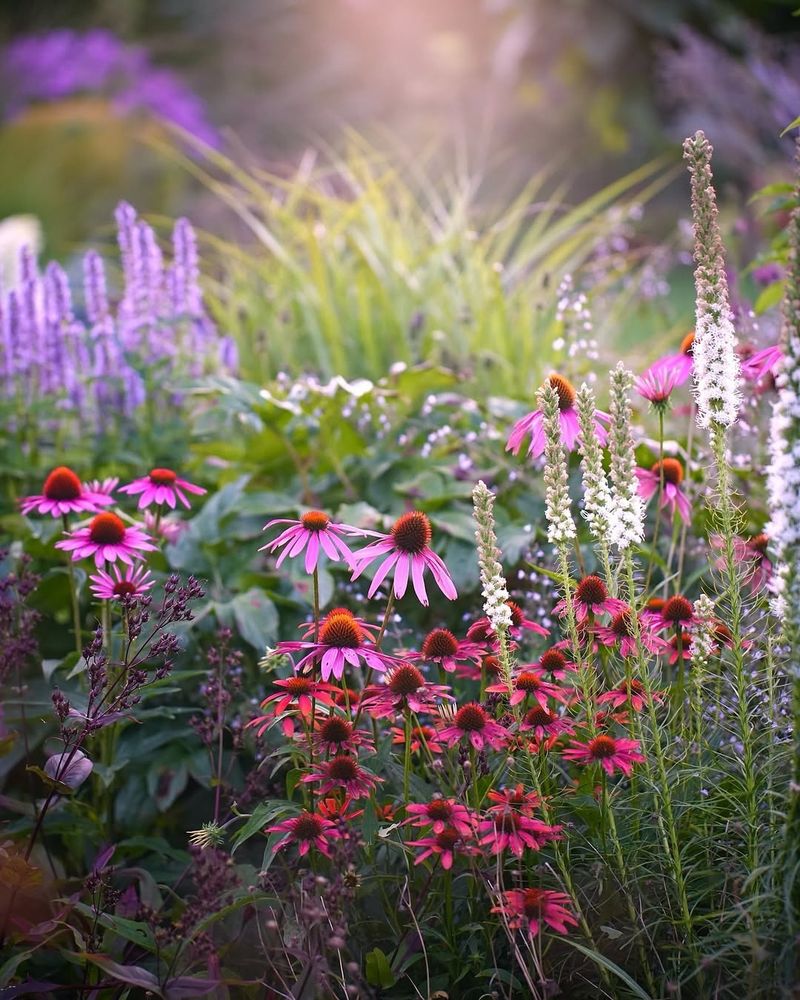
781,115,800,136
754,281,784,314
230,800,293,853
560,938,653,999
219,588,279,651
365,947,396,988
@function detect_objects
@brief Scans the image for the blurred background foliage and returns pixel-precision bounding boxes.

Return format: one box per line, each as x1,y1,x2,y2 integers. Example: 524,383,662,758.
0,0,798,258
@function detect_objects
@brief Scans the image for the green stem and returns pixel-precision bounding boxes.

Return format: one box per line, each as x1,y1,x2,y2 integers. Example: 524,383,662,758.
62,514,83,659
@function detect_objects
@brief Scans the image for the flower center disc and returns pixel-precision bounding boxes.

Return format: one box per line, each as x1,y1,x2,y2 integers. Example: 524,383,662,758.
482,655,501,676
524,706,554,728
652,458,684,486
539,649,567,673
421,628,459,659
575,575,608,607
522,888,546,917
301,510,330,532
388,665,425,696
427,799,453,821
749,533,769,555
589,735,618,759
327,756,359,780
506,600,524,627
516,671,543,693
680,331,695,355
662,595,693,624
113,580,137,596
149,468,177,486
284,677,313,695
611,609,635,638
454,704,487,732
391,511,432,554
293,813,324,839
318,717,352,744
547,373,576,411
436,828,460,850
89,513,126,545
319,614,362,648
43,466,82,501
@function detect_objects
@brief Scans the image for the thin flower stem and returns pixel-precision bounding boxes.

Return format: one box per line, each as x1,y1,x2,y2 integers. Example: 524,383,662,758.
645,409,665,594
62,514,83,659
309,567,320,810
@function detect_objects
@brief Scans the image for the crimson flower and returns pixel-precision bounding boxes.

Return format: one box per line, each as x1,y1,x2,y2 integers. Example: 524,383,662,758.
562,734,645,777
246,676,337,737
711,533,773,593
89,563,154,602
477,811,561,858
597,679,664,713
361,664,452,719
301,755,382,798
404,798,474,836
438,703,508,751
493,888,577,936
533,648,577,680
554,575,627,623
276,611,403,682
414,628,484,673
646,594,697,632
412,826,478,870
350,511,457,605
486,669,567,708
517,705,575,741
268,810,339,857
594,607,667,658
487,785,541,815
312,715,374,756
653,331,695,387
390,724,444,755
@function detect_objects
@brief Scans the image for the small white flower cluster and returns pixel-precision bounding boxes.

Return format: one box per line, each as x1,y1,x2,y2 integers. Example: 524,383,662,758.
689,594,717,668
482,572,514,632
576,382,615,545
538,383,577,546
683,131,742,430
767,203,800,627
607,364,645,550
472,481,513,631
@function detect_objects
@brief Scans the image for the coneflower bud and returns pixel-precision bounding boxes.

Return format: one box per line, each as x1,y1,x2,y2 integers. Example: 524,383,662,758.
538,382,576,546
683,131,741,429
576,382,614,544
187,821,226,849
607,364,644,550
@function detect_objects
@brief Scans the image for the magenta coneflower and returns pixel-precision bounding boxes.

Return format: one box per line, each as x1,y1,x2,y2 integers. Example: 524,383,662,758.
84,476,119,497
89,563,155,602
467,600,549,642
597,679,663,713
405,798,475,836
119,468,206,510
655,330,695,387
518,705,575,740
486,669,567,708
647,594,696,632
741,343,782,382
492,888,577,936
636,458,690,522
554,575,626,623
507,373,609,458
487,785,541,814
438,703,508,751
361,664,452,719
246,677,337,738
390,724,444,755
712,533,773,593
562,734,645,777
533,648,577,681
56,512,156,568
312,715,374,756
594,607,667,658
268,810,339,857
415,628,484,673
143,510,185,544
21,466,114,518
478,811,562,858
666,631,693,664
350,511,457,605
301,755,382,798
276,612,403,682
635,360,683,408
412,826,477,870
260,510,363,574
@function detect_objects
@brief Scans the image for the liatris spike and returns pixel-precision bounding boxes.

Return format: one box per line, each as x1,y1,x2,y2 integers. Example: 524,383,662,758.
538,382,576,546
607,364,645,550
683,131,741,429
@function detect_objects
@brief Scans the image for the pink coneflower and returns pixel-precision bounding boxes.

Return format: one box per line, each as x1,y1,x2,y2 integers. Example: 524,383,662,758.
391,724,444,755
486,669,567,708
597,679,663,713
21,466,114,518
268,810,339,857
595,607,667,658
554,575,626,623
312,715,374,756
562,734,645,777
487,785,541,814
89,563,155,602
467,600,549,642
507,373,610,459
533,648,577,681
648,595,696,633
302,755,382,798
712,533,773,593
246,677,337,738
317,796,364,824
478,811,561,858
361,664,452,719
416,628,484,673
438,703,508,751
741,343,782,382
518,705,575,740
119,468,206,510
56,512,156,568
412,826,477,870
636,459,691,522
666,631,693,664
405,798,474,836
492,888,577,936
635,360,683,408
276,612,403,682
655,330,695,387
84,476,119,497
260,510,363,574
143,510,185,545
350,511,457,605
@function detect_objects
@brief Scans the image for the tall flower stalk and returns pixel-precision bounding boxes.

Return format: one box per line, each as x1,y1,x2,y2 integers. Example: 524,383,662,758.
576,383,615,591
472,481,514,697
